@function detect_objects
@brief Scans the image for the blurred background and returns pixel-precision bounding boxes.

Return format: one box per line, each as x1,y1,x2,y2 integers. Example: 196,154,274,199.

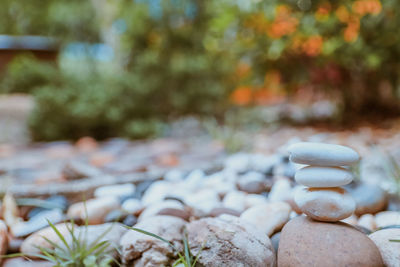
0,0,399,144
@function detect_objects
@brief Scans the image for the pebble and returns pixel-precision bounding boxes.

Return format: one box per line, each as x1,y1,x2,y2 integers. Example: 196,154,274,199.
104,209,127,223
120,215,186,266
268,178,292,202
222,191,247,212
11,209,65,237
121,198,143,214
138,200,185,221
67,197,120,224
27,195,68,219
2,258,53,267
240,202,291,236
270,232,281,255
208,207,241,217
224,153,251,173
294,187,356,222
347,183,387,216
278,216,384,267
141,181,172,206
0,220,7,261
164,169,185,182
288,142,360,166
358,214,376,231
369,228,400,267
183,189,221,215
122,214,138,226
21,223,74,256
94,183,136,199
295,166,353,187
237,171,270,194
187,217,276,267
62,160,102,180
250,154,280,175
244,194,268,208
375,211,400,228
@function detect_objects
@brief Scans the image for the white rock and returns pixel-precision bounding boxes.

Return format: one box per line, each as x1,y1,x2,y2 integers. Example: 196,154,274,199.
341,214,358,225
375,211,400,228
222,191,247,212
21,223,75,257
268,178,292,202
245,194,268,208
224,153,251,173
138,200,184,221
294,187,356,222
358,214,376,231
203,173,236,197
12,209,65,237
288,142,360,166
184,169,205,190
122,198,143,214
184,189,221,215
250,154,280,173
164,169,185,182
67,197,120,224
94,183,135,198
369,228,400,267
141,181,172,206
295,166,353,187
240,202,291,236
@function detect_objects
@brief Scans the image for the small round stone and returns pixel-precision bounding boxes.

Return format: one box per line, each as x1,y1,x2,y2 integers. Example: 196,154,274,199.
369,228,400,267
294,187,356,222
288,142,360,166
295,166,353,187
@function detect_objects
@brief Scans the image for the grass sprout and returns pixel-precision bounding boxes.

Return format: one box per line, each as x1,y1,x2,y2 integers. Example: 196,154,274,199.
4,197,120,267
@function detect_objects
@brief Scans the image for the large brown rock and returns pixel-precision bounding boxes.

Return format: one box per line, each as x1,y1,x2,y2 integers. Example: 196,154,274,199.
369,228,400,267
187,217,276,267
278,216,384,267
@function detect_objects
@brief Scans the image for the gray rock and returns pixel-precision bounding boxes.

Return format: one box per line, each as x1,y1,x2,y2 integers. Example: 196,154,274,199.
120,215,186,267
187,217,276,267
237,171,270,194
122,214,138,226
347,183,387,216
12,209,65,237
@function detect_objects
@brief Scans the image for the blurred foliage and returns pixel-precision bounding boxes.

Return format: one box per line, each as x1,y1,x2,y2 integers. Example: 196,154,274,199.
1,0,400,140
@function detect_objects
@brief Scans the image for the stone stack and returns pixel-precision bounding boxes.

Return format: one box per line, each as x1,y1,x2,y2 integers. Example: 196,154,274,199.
288,142,360,222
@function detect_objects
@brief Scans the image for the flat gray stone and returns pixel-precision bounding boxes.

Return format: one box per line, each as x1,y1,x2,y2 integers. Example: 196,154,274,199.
295,166,353,187
288,142,359,166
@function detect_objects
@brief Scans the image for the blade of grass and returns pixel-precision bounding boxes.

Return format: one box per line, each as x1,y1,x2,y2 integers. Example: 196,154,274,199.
46,220,72,254
125,226,179,252
182,230,191,267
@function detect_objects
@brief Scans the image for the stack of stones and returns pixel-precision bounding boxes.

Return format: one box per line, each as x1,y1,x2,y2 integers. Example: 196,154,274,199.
288,142,360,222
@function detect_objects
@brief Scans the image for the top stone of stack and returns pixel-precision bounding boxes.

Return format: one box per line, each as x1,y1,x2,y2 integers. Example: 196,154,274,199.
287,142,360,167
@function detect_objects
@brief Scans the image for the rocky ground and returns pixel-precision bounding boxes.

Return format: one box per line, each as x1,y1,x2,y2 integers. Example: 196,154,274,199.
0,125,400,266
